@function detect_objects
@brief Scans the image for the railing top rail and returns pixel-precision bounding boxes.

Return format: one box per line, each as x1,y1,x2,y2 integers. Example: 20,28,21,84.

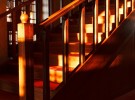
0,0,34,19
40,0,85,27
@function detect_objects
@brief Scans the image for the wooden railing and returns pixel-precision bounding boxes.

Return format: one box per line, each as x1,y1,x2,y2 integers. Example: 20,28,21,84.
0,0,35,59
0,0,134,100
40,0,135,100
40,0,85,27
40,0,86,99
0,0,34,19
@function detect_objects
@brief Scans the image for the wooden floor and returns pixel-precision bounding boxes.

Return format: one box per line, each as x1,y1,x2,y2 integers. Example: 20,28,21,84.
0,90,19,100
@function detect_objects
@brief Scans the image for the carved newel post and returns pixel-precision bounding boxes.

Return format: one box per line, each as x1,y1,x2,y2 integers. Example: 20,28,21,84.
17,12,34,100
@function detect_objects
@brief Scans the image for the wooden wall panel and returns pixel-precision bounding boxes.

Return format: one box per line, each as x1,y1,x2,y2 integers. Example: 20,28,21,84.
0,0,8,65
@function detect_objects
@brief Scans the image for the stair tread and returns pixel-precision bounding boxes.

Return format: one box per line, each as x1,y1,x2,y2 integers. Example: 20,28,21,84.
34,80,60,91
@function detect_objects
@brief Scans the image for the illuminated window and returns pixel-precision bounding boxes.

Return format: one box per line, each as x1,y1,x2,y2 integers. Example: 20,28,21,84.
30,1,36,24
6,0,15,22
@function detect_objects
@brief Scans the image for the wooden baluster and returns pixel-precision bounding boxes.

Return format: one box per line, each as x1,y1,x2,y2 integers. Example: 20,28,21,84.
42,27,50,100
18,12,34,100
62,16,69,84
93,0,98,47
132,0,134,10
116,0,119,28
124,0,127,18
12,12,17,58
80,4,85,64
105,0,110,38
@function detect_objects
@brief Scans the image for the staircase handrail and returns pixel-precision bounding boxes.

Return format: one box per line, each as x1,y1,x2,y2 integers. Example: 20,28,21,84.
0,0,34,19
40,0,85,27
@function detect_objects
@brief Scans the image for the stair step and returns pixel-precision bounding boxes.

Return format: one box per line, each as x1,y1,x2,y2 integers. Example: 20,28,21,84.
49,34,62,42
34,65,75,83
34,52,80,67
85,23,105,33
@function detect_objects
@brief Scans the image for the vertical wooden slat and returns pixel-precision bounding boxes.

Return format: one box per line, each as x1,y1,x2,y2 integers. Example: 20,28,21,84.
105,0,110,38
63,17,69,84
132,0,134,10
25,29,34,100
93,0,98,46
116,0,119,28
42,27,50,100
35,0,42,23
124,0,127,18
49,0,52,15
80,5,85,64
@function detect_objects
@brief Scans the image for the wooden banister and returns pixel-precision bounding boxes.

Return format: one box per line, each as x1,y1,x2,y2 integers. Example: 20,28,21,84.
40,0,85,27
0,0,34,19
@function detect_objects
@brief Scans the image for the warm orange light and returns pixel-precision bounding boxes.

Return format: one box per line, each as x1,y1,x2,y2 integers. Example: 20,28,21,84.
110,15,115,23
127,1,131,7
98,16,104,24
58,55,62,66
109,15,115,31
19,56,26,98
119,6,124,14
56,68,63,83
77,32,92,43
102,24,105,32
109,23,112,31
49,66,63,83
69,55,79,70
98,32,102,43
18,24,25,42
99,11,105,16
85,24,93,33
49,67,56,82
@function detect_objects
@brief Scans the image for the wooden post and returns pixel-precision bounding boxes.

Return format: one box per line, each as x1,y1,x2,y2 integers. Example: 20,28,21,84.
18,12,34,100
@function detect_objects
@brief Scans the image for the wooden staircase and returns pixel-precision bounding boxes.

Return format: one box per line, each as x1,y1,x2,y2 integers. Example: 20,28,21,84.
0,0,133,99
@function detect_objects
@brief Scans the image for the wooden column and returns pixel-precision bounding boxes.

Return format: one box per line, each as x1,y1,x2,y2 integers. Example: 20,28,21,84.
18,12,34,100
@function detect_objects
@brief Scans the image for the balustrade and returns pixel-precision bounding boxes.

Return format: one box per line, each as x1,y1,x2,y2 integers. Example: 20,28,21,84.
0,0,134,100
